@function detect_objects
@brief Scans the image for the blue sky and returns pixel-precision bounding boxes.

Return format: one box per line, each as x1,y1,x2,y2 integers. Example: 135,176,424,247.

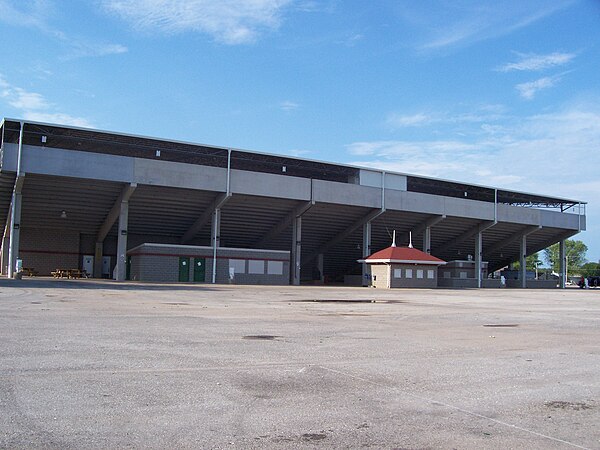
1,0,599,263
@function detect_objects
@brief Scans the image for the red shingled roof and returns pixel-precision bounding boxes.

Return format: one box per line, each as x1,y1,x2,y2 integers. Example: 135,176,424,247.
362,246,445,265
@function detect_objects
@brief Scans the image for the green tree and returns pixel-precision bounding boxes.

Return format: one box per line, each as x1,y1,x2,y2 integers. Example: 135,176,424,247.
543,240,587,273
513,252,542,271
580,262,600,277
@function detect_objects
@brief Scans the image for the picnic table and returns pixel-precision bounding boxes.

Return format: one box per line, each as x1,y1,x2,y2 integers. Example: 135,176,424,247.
51,269,89,279
22,267,39,277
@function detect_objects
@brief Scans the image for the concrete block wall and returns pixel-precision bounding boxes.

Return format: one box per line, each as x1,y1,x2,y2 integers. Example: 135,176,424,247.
128,243,290,285
19,227,80,275
389,264,439,288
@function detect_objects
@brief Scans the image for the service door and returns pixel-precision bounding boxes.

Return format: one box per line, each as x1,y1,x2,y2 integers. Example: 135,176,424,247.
82,255,94,275
179,257,190,282
194,258,206,282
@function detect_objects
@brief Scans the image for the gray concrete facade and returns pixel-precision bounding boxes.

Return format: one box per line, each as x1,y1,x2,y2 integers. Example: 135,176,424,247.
0,119,587,286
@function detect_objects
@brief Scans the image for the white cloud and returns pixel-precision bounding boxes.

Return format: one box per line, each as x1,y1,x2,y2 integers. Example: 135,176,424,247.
348,104,600,199
0,0,127,58
386,113,431,128
417,1,575,51
8,88,50,110
0,74,93,128
516,76,559,100
102,0,293,44
280,100,299,111
498,52,576,72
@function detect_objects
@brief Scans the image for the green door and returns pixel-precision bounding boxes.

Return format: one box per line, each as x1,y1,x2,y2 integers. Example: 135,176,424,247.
126,256,131,280
179,257,190,282
194,258,206,282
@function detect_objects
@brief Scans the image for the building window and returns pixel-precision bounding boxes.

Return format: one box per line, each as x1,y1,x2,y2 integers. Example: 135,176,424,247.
229,259,246,274
443,271,451,279
267,261,283,275
417,269,424,279
248,260,265,274
405,269,413,278
460,271,468,279
427,269,435,279
393,268,402,278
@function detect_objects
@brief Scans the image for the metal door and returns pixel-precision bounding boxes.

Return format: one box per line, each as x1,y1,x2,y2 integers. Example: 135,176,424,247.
194,258,206,282
179,257,190,282
82,255,94,274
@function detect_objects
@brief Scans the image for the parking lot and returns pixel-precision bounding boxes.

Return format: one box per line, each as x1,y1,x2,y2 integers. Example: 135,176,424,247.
0,278,599,449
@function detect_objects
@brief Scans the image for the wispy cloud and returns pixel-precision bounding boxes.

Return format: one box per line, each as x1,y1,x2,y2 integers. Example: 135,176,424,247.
385,105,507,130
348,104,600,200
417,1,575,51
0,74,93,128
386,113,432,128
0,0,127,58
498,52,576,72
516,75,560,100
280,100,299,112
102,0,293,44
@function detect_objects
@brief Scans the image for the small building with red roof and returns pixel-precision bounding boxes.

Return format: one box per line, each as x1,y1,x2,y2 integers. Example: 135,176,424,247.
359,237,445,288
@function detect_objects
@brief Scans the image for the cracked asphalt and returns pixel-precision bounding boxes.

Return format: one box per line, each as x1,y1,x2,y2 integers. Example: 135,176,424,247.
1,277,599,449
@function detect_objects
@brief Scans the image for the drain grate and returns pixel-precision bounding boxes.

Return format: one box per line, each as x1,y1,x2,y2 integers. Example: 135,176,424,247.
483,324,519,328
162,302,190,306
243,335,280,340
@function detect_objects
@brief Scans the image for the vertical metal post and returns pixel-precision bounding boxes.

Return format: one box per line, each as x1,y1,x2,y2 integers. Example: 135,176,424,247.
317,253,324,283
93,242,103,278
115,200,129,281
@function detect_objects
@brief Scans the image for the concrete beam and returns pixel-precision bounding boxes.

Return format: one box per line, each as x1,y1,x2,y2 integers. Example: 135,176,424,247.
411,214,445,254
97,183,137,243
303,208,384,265
181,192,231,244
254,201,313,248
434,220,496,255
475,231,483,288
484,225,541,256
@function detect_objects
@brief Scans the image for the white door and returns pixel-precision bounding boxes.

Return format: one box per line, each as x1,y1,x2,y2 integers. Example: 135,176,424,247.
82,255,94,274
102,256,111,275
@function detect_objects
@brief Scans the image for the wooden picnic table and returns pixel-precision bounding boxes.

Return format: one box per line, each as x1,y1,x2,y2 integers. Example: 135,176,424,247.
51,269,89,279
21,267,39,277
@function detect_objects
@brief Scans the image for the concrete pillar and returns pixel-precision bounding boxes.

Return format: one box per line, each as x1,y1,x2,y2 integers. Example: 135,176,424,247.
475,231,482,288
519,235,527,289
7,192,22,278
559,239,566,289
1,234,9,276
317,253,324,283
115,200,129,281
423,226,432,254
93,242,103,278
291,216,301,285
362,222,372,286
211,208,221,284
1,209,11,276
